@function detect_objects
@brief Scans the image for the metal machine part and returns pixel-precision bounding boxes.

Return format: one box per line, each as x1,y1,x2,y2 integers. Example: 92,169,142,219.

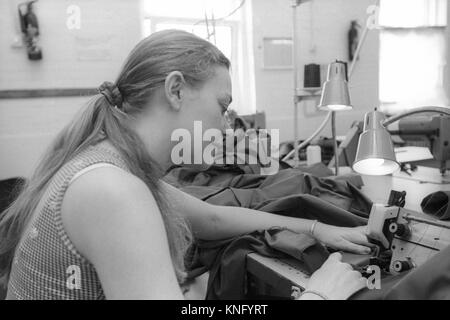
388,116,450,175
367,191,450,274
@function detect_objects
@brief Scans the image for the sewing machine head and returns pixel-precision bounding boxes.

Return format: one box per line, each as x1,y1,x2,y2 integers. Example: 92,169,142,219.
366,190,450,274
390,115,450,175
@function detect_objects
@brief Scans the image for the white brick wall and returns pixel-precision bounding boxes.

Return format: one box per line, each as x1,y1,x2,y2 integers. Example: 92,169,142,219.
0,0,142,179
0,97,89,179
0,0,142,90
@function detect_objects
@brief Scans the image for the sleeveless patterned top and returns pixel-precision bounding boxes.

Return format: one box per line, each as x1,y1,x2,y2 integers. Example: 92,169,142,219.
6,144,130,300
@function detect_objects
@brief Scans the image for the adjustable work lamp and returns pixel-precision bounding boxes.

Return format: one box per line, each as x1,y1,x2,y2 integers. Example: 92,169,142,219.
287,0,378,176
353,106,450,175
318,61,353,111
317,60,353,176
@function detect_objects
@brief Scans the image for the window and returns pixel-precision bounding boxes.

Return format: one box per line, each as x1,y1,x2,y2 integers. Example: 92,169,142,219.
141,0,256,115
379,0,448,114
154,22,233,60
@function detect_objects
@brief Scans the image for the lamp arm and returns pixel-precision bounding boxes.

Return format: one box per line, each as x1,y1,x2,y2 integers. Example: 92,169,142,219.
286,0,375,164
287,0,325,163
282,111,332,162
381,106,450,127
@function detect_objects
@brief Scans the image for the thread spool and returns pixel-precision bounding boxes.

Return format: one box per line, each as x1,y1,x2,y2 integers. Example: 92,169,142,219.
304,64,321,88
393,259,414,273
306,145,322,166
389,222,411,238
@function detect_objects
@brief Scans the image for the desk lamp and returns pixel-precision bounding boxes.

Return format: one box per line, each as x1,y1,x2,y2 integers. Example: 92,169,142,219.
318,61,352,111
317,60,353,175
353,106,450,175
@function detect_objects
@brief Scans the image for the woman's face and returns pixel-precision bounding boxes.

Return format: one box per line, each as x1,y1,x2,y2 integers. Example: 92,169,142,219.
132,65,233,168
179,66,232,134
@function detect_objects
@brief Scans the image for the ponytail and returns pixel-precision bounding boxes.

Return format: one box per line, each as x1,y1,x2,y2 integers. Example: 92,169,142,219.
0,29,230,287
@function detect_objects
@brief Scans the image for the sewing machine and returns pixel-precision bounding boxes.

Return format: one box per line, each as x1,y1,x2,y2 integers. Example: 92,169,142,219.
389,115,450,175
246,176,450,299
366,190,450,274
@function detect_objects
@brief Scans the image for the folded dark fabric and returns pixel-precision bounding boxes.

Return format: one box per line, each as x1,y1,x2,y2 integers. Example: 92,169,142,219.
166,166,372,220
172,163,450,299
164,164,265,189
165,162,364,187
189,228,329,300
167,164,373,299
421,191,450,220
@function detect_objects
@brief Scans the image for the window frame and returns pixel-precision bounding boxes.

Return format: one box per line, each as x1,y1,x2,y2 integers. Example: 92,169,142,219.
378,0,448,113
378,25,448,113
142,15,251,113
144,16,239,70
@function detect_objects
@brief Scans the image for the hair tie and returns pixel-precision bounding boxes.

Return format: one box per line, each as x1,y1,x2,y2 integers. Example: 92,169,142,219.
98,81,123,110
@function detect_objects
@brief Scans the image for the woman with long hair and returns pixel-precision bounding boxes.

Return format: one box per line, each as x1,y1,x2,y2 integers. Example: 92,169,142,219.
0,30,372,300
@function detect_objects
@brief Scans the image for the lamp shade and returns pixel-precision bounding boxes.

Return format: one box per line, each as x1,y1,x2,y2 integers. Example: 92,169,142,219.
318,61,353,111
353,111,400,175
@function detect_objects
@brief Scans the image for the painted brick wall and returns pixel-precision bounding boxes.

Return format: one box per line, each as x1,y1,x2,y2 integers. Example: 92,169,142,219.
0,0,142,179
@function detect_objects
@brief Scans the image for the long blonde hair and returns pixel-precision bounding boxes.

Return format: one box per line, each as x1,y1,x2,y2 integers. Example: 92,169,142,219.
0,30,230,285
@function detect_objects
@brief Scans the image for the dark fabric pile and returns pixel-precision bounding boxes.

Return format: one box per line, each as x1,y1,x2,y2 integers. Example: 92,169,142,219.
186,228,330,299
165,163,372,223
165,163,373,299
165,163,450,300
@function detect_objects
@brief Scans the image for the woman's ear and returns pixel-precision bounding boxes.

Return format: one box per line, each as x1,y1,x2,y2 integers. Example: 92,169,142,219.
164,71,186,112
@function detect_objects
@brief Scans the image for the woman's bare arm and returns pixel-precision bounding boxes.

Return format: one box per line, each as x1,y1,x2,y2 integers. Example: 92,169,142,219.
58,167,368,300
160,181,373,254
62,167,184,299
160,180,314,238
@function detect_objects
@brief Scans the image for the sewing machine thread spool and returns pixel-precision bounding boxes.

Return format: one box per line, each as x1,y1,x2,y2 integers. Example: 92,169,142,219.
306,145,322,166
393,259,414,273
389,222,411,238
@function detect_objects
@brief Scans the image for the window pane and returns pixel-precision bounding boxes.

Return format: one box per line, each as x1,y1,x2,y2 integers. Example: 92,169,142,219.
143,0,243,20
379,28,447,113
379,0,447,27
141,0,256,115
155,23,232,59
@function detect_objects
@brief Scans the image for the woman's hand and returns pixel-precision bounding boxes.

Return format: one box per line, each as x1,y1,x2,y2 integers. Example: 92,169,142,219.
299,252,367,300
314,223,374,254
